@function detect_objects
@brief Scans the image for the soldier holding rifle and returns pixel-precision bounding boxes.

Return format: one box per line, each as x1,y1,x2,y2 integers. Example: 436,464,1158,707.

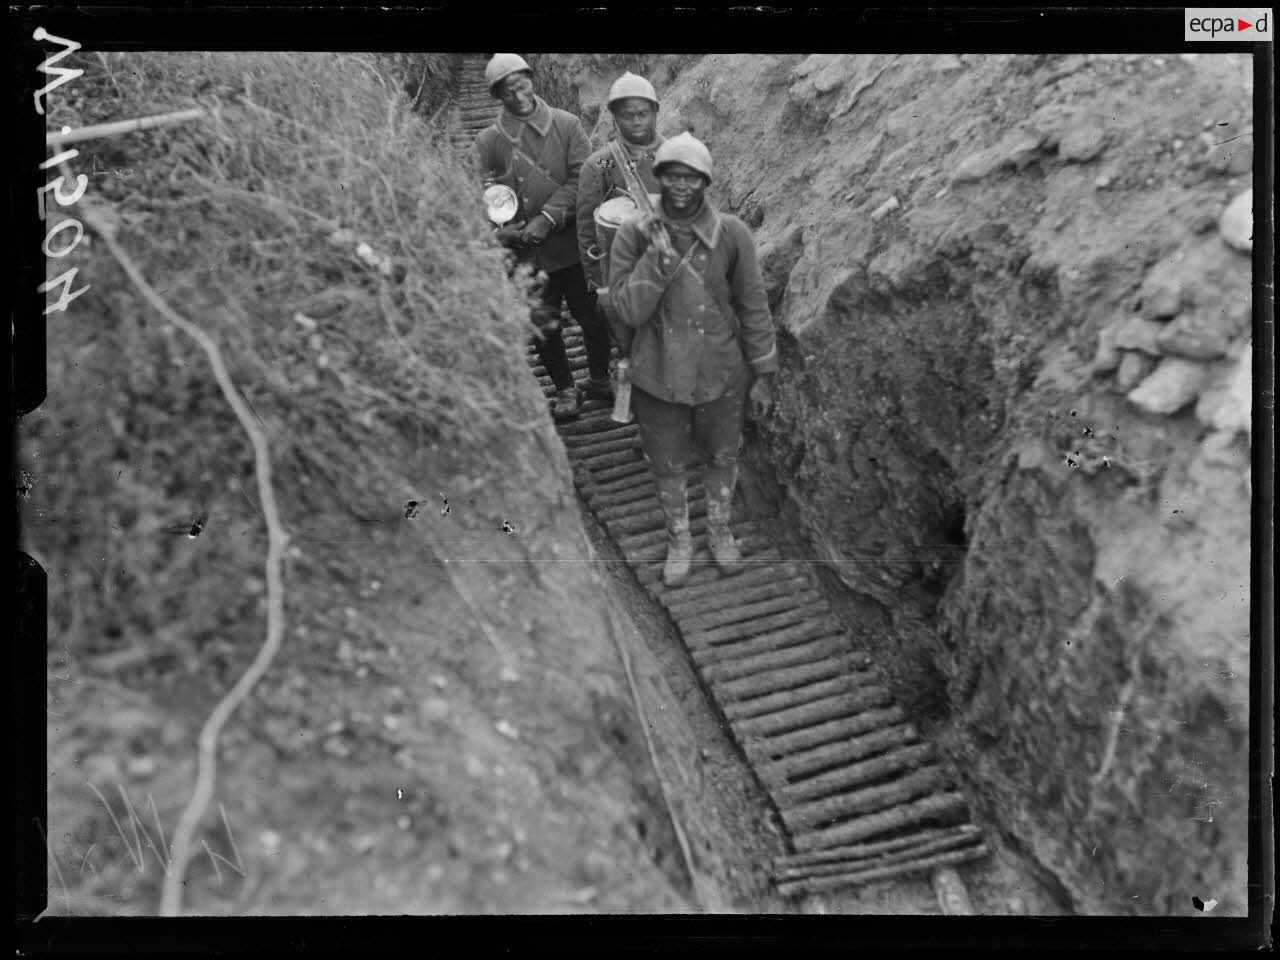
606,133,778,587
577,71,666,368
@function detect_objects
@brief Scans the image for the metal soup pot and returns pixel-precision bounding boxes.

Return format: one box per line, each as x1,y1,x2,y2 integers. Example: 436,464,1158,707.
593,192,660,281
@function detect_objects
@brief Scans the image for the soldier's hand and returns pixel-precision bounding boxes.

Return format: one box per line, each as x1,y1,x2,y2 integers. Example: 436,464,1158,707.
637,212,668,245
637,214,675,270
749,375,775,420
520,215,554,246
495,221,527,247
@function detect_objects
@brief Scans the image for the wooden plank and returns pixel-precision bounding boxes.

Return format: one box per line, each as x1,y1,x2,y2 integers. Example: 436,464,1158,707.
756,720,916,781
621,515,712,551
585,459,650,485
586,471,654,503
742,703,903,758
564,436,640,458
691,620,833,664
561,425,639,448
578,448,643,471
658,562,796,611
634,534,772,585
785,769,953,836
642,548,784,594
774,824,982,871
608,499,707,538
665,574,811,620
791,790,970,853
723,667,885,721
776,829,984,881
556,409,621,435
732,684,893,740
687,601,831,646
780,743,936,805
703,636,854,686
717,655,863,707
776,843,989,897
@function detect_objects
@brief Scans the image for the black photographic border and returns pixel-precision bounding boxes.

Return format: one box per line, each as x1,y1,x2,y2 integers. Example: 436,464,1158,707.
7,2,1273,953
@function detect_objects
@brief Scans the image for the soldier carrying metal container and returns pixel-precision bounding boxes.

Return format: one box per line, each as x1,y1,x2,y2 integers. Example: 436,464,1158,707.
474,53,605,422
606,132,778,587
577,71,667,366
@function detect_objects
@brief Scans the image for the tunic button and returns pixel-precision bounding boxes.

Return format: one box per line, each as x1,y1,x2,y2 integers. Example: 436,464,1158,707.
698,305,706,312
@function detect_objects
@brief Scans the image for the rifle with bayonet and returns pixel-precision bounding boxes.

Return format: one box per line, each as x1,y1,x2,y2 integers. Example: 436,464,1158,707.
602,141,672,424
607,139,674,260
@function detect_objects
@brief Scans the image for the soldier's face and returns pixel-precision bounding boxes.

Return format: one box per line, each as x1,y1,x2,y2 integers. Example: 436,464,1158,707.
658,163,707,215
611,98,656,145
498,72,536,117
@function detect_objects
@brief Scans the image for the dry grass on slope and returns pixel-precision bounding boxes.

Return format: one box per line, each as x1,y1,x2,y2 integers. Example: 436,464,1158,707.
31,51,552,914
31,50,545,662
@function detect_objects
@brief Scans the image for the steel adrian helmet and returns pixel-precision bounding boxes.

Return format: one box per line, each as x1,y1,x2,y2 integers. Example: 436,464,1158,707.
607,72,659,111
485,53,532,96
653,132,713,184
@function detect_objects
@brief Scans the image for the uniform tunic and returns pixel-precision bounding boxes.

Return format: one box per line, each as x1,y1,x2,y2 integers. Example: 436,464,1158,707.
575,135,664,290
474,96,591,274
608,199,778,406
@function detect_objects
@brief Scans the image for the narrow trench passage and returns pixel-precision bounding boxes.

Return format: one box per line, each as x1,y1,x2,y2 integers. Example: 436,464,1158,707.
554,324,1069,915
575,504,796,912
577,476,965,914
451,53,1061,915
533,321,990,913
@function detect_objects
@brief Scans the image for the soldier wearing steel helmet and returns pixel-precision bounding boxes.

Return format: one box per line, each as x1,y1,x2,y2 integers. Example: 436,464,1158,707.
576,71,666,374
607,132,778,587
474,53,599,422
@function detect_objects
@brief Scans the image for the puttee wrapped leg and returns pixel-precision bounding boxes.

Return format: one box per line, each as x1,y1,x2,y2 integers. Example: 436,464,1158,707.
703,462,744,573
654,473,693,587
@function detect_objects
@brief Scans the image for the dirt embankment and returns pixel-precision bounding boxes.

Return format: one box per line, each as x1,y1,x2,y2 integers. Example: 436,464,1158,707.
546,52,1255,915
32,51,723,915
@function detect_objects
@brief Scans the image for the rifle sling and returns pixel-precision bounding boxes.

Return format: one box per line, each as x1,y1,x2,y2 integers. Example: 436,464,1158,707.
652,231,741,342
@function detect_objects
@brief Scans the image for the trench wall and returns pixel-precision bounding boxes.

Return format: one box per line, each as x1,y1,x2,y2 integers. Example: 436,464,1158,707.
539,51,1255,915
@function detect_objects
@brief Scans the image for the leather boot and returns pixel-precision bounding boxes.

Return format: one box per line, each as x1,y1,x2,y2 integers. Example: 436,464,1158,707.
654,474,693,587
552,386,580,421
583,374,614,403
704,464,744,573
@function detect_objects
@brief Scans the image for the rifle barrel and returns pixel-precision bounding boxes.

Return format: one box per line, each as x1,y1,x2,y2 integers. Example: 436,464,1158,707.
609,140,673,256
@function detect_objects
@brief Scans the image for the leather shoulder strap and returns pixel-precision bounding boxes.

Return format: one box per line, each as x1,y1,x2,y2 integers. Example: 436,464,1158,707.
672,239,740,340
500,124,563,191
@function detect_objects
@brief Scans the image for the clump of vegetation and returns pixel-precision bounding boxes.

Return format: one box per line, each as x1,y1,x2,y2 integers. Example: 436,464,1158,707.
373,52,463,120
30,51,549,913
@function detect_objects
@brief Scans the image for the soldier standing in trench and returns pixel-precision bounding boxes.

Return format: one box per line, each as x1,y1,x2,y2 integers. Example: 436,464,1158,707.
576,71,666,369
474,53,604,421
606,133,778,587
